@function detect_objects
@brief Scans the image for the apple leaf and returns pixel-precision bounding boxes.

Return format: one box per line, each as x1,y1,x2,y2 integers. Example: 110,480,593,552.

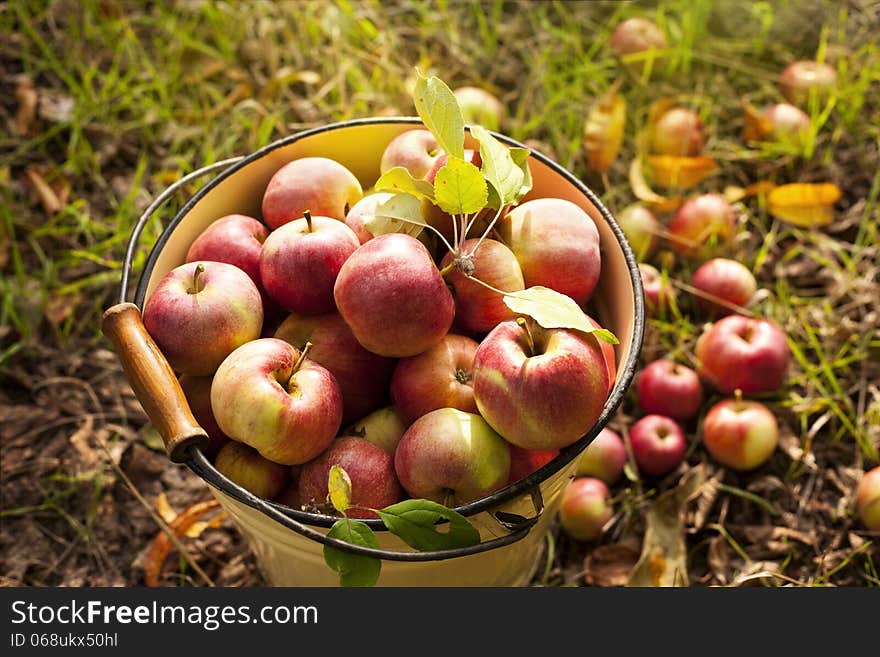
375,166,435,202
376,499,481,552
433,156,488,216
470,124,524,210
327,464,352,514
503,286,619,345
364,193,426,238
413,72,464,161
510,146,533,201
323,518,381,587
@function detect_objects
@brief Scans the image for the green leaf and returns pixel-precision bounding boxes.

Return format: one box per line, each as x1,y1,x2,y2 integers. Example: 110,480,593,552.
377,499,480,552
413,72,464,160
503,286,619,344
470,125,524,210
323,519,381,587
433,157,488,216
364,193,425,238
327,464,351,514
375,166,435,202
510,147,533,201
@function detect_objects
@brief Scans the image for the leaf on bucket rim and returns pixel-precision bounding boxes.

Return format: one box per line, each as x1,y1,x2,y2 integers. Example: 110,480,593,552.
143,499,224,586
628,157,683,213
583,82,627,174
646,155,719,190
767,182,842,227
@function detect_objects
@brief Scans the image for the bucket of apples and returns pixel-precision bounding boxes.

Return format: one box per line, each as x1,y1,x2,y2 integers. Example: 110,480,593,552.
103,74,644,586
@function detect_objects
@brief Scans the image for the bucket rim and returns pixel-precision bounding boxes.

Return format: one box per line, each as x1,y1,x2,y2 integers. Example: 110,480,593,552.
132,116,645,530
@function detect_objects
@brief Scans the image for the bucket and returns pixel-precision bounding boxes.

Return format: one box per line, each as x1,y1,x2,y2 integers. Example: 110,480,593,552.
103,117,645,586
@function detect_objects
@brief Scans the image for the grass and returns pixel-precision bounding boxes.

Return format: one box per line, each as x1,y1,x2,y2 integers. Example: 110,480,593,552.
1,0,878,586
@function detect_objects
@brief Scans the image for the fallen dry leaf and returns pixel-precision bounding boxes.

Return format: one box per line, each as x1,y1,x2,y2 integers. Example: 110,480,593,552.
647,155,719,189
742,97,773,142
14,76,38,136
724,181,776,204
143,499,223,586
25,167,63,215
583,82,626,174
628,157,683,213
583,544,641,587
768,182,842,227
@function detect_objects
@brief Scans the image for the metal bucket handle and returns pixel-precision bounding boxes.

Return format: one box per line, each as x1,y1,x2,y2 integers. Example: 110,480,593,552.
103,158,545,562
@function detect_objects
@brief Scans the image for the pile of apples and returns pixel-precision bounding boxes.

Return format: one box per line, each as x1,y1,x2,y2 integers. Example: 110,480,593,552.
142,98,619,519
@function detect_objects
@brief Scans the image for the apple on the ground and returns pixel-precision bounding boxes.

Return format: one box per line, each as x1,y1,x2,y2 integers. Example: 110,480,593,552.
636,359,704,422
610,17,666,69
690,258,757,317
211,338,342,465
617,204,660,261
667,193,736,260
630,414,687,478
651,107,704,157
214,441,289,500
143,261,263,376
185,214,269,296
394,408,511,505
763,103,810,144
576,427,627,485
639,263,676,317
558,477,613,542
780,60,837,106
856,466,880,531
345,406,408,456
702,396,778,471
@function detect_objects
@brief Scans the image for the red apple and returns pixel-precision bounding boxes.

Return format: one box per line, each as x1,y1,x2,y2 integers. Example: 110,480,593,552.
764,103,810,144
575,427,627,485
344,192,395,244
630,414,687,477
636,359,704,422
297,436,404,519
441,238,524,334
214,441,288,500
178,374,228,458
495,198,602,305
617,204,660,261
472,318,610,450
185,214,269,295
394,408,511,505
610,17,666,67
334,233,455,357
346,406,408,456
261,157,363,229
588,313,617,393
273,310,395,424
143,261,263,376
856,466,880,531
667,193,736,259
639,263,676,317
454,86,506,131
508,445,559,484
690,258,757,317
274,479,302,508
379,129,442,179
651,107,704,157
780,60,837,106
702,397,778,471
558,477,613,542
695,314,790,394
260,212,360,315
211,338,343,465
390,333,479,424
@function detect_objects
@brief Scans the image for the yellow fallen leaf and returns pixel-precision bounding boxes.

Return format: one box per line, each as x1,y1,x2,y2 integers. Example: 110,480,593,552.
628,157,683,213
725,181,776,203
583,83,626,173
647,155,719,189
144,499,223,586
768,182,842,227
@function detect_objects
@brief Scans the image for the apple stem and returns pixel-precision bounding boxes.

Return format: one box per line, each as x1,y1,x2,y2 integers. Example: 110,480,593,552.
439,261,456,277
734,388,743,403
516,317,535,356
464,274,513,297
467,204,506,257
291,341,313,377
303,209,313,233
191,263,205,294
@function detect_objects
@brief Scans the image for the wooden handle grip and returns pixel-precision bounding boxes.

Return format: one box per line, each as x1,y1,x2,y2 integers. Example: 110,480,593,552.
102,302,208,463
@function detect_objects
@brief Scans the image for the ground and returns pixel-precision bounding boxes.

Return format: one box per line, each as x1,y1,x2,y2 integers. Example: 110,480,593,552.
1,0,878,587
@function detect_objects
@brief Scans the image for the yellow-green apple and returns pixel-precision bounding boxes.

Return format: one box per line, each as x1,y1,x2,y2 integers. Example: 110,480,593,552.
390,333,479,424
344,192,395,244
346,406,408,456
273,310,395,424
630,414,686,477
856,466,880,531
651,107,704,156
763,103,810,144
394,408,511,505
261,157,363,229
143,261,263,376
695,314,790,394
617,204,660,261
702,396,778,471
472,318,610,450
440,238,524,334
575,427,626,485
610,17,666,71
214,441,288,499
690,258,757,317
667,193,736,259
379,129,442,179
334,233,455,357
636,359,704,422
260,212,359,315
639,263,676,317
297,436,404,519
178,374,229,458
780,60,837,106
558,477,613,542
185,214,269,296
495,198,602,305
453,86,505,131
508,445,558,484
211,338,342,465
